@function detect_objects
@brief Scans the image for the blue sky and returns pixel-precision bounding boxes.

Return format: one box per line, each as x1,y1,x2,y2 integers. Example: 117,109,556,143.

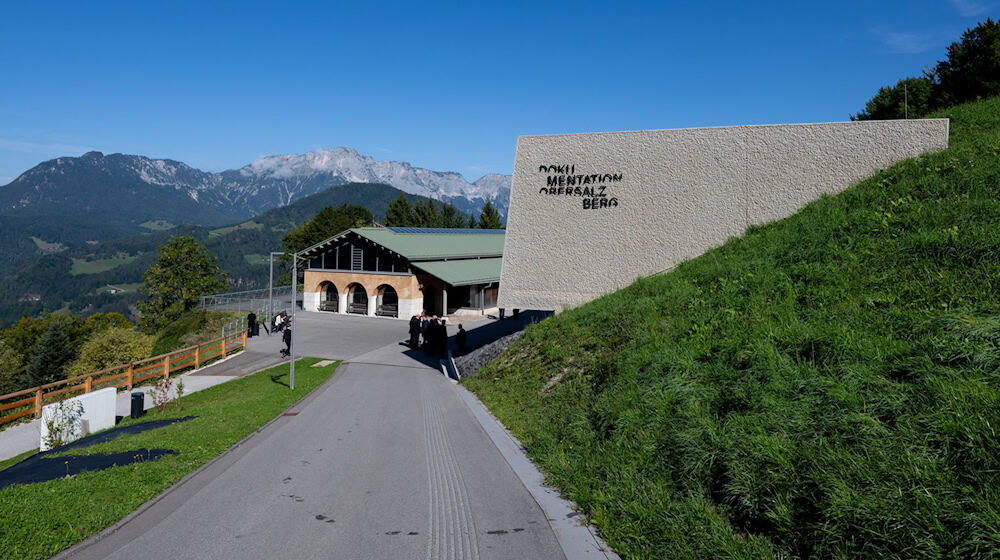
0,0,995,184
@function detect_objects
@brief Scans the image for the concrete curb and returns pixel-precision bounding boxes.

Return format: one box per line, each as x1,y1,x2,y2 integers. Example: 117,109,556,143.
455,385,621,560
51,359,344,560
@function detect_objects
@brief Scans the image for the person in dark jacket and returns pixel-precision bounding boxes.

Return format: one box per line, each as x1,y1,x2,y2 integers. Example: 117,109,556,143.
408,315,420,348
455,324,467,356
247,312,258,338
281,322,292,357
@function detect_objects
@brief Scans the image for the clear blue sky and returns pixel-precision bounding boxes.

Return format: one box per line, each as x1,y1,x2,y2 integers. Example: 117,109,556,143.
0,0,995,184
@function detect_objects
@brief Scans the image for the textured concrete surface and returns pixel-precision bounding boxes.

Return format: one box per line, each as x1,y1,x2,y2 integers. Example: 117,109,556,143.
59,343,567,560
500,119,949,309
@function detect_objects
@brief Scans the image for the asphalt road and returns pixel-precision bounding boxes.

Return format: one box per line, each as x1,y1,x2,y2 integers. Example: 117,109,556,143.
62,317,565,560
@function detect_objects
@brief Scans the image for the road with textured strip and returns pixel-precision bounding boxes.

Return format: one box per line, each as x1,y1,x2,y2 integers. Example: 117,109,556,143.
60,313,566,560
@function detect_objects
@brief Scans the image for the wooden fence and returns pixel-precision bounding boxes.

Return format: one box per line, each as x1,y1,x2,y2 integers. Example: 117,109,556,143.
0,330,247,426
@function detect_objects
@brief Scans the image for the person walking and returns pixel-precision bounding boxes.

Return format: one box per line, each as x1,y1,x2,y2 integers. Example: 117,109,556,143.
456,324,467,356
281,321,292,357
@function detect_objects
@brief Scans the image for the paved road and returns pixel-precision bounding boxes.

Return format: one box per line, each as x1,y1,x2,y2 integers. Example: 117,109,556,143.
63,324,566,560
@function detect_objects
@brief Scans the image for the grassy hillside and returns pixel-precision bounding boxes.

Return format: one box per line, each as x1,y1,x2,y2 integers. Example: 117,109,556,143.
465,97,1000,559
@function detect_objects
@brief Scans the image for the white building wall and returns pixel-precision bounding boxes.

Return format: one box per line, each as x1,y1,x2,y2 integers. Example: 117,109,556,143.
303,291,320,312
499,119,949,310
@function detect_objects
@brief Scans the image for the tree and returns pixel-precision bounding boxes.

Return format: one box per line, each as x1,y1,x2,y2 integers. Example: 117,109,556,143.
83,312,131,334
24,321,76,387
1,313,86,360
441,202,467,228
67,326,155,378
478,201,503,229
385,194,416,227
0,340,23,394
467,215,477,228
282,204,373,258
933,18,1000,107
413,199,443,228
138,236,227,330
852,76,935,121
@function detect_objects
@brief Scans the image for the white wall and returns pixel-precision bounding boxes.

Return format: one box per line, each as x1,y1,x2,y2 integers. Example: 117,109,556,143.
499,119,949,310
40,387,116,451
303,291,320,312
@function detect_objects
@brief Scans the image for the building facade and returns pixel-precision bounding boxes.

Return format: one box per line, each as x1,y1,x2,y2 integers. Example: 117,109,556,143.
499,119,950,310
300,227,503,319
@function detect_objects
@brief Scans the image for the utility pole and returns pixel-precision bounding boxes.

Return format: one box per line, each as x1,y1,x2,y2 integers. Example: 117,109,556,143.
268,251,285,320
289,253,296,389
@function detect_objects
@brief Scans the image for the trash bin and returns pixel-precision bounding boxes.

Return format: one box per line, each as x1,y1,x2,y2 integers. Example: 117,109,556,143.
130,392,145,419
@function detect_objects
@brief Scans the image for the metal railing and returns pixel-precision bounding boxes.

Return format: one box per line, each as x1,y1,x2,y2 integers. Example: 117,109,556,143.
200,285,302,317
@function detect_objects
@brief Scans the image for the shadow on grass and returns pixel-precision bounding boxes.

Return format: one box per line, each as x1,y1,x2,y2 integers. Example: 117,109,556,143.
0,416,197,490
270,373,290,387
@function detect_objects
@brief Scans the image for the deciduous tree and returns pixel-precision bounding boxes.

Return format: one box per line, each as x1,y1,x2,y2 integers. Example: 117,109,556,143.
67,326,155,378
138,237,227,330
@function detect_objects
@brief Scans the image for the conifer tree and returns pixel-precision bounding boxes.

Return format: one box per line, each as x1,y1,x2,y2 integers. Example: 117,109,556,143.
24,321,76,387
385,194,416,226
478,201,503,229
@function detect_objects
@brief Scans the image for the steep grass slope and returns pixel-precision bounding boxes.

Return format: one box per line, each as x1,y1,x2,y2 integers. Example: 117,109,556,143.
465,97,1000,559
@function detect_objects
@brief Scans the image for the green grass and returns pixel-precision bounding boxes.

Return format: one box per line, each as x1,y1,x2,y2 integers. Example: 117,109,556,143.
97,282,141,294
29,236,65,253
244,253,267,265
70,256,137,275
0,358,338,560
464,97,1000,560
0,449,37,472
139,220,175,231
208,220,263,238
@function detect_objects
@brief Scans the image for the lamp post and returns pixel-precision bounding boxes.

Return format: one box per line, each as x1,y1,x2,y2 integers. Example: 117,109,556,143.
289,251,298,390
268,251,285,320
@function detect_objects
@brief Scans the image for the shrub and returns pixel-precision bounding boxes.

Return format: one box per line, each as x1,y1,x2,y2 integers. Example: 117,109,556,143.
66,327,155,379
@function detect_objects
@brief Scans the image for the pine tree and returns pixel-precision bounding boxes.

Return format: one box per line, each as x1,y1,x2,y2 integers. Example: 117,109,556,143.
385,194,416,226
478,201,503,230
24,321,76,387
467,215,476,228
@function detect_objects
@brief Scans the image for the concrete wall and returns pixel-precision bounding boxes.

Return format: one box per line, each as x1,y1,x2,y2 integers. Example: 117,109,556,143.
40,387,116,451
499,119,949,310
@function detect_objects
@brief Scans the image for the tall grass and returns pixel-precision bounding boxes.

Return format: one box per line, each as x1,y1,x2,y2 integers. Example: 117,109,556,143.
464,97,1000,559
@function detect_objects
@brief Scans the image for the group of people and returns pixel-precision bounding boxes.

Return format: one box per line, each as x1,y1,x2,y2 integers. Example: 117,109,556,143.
246,311,293,357
408,313,467,359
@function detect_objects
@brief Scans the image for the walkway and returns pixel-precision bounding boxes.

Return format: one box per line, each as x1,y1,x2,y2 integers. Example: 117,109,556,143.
61,338,569,560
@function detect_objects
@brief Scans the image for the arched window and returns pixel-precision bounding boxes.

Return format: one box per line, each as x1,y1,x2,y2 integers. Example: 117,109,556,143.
375,285,398,318
346,283,368,315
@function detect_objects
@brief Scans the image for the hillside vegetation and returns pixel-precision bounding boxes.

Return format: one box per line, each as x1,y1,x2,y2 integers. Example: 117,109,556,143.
465,97,1000,559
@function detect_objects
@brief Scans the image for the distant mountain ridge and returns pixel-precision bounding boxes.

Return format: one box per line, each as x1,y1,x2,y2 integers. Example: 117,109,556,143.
0,147,511,222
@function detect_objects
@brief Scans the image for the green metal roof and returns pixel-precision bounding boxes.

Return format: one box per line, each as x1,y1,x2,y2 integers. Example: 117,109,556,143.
300,227,505,261
410,257,502,286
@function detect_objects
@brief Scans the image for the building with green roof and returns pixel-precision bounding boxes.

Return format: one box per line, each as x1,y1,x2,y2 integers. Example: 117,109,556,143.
299,227,504,318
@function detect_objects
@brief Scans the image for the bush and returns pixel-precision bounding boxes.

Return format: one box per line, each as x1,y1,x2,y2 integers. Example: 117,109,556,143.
66,327,155,378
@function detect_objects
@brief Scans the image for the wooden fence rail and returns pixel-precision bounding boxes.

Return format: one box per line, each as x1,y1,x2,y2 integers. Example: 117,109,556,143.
0,330,247,427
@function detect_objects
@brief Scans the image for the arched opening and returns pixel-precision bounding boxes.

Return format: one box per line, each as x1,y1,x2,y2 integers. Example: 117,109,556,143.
346,283,368,315
318,281,339,312
375,284,398,318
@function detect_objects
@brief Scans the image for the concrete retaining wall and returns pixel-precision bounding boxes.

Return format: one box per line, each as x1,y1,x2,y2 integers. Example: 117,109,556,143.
499,119,949,310
40,387,116,451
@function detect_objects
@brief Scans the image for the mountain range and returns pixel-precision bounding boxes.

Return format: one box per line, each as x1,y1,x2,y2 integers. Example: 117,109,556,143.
0,147,510,223
0,148,511,270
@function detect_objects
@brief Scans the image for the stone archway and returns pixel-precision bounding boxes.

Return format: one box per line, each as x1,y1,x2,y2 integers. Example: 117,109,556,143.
317,281,339,312
375,284,399,318
346,283,368,315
